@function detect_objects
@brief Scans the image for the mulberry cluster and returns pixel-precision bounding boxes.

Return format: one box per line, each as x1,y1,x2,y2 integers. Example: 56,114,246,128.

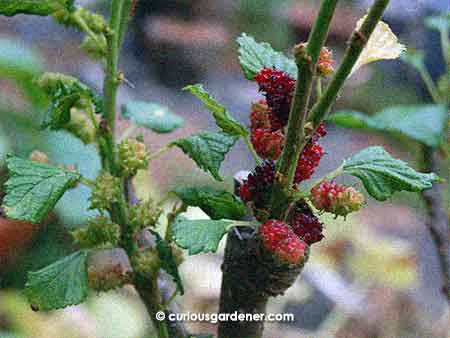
311,181,365,217
260,219,309,265
250,67,328,179
287,200,324,245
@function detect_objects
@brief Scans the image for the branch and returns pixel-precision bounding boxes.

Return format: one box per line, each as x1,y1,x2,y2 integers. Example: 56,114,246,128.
308,0,390,127
421,146,450,305
271,0,339,218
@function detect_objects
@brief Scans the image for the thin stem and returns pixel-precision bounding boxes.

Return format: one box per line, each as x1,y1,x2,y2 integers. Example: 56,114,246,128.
271,0,339,219
421,146,450,305
245,136,262,165
148,144,173,162
119,124,139,142
308,0,391,127
316,77,323,99
418,66,442,103
80,177,96,189
440,28,450,70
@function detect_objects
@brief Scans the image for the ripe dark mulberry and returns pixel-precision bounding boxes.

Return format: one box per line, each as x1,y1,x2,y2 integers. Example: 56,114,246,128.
239,161,275,209
288,200,324,245
255,68,295,127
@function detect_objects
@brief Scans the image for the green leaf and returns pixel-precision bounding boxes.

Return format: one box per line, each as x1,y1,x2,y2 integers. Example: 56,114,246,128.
183,84,248,137
343,146,439,201
237,33,297,80
121,101,184,133
171,132,238,181
425,14,450,32
174,186,246,220
153,232,184,295
171,216,233,255
329,105,448,148
3,155,81,223
0,0,74,17
24,250,90,311
41,79,101,130
400,50,426,71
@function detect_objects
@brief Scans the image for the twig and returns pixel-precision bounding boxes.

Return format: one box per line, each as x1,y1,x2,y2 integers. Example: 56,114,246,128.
271,0,339,219
421,146,450,305
308,0,391,127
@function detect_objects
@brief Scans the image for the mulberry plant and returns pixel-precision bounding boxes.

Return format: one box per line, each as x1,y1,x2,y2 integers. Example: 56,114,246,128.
0,1,444,338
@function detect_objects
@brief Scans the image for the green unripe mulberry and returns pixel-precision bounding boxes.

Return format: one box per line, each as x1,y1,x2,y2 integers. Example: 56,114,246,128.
89,172,122,210
118,139,150,176
72,216,121,248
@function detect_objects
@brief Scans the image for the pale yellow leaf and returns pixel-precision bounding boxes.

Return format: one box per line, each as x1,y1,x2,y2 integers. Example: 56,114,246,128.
350,16,405,76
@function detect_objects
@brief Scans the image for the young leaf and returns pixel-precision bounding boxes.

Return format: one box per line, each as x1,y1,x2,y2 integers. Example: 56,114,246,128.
171,216,233,255
171,132,238,181
153,232,184,294
329,105,447,148
121,101,184,133
41,79,101,130
3,155,81,223
183,84,248,137
0,0,74,17
236,33,297,80
343,146,439,201
24,250,90,311
174,186,246,220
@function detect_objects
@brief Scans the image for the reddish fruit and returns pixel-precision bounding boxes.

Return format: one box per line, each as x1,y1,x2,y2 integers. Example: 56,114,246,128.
311,181,365,217
317,47,334,76
260,219,290,252
275,233,309,265
250,100,271,130
294,142,325,183
260,219,308,265
288,200,324,245
314,123,327,139
239,161,275,209
254,68,295,127
251,128,284,160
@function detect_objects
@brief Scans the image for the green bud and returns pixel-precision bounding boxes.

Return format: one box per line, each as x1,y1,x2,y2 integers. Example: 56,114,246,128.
76,7,108,34
81,35,107,60
89,172,122,210
437,72,450,102
72,216,121,248
133,250,160,279
129,199,162,229
118,139,150,176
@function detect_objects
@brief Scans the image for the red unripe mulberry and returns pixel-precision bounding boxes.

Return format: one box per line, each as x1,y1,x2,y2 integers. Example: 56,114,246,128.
311,181,365,217
251,128,284,160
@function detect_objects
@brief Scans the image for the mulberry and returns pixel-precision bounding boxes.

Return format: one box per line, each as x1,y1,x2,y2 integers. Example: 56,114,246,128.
260,219,308,265
255,68,295,127
250,128,284,160
294,142,325,183
310,181,365,217
288,200,324,245
239,161,275,209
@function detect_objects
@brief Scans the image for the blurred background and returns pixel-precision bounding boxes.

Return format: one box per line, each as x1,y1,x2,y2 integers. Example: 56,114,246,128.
0,0,449,337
